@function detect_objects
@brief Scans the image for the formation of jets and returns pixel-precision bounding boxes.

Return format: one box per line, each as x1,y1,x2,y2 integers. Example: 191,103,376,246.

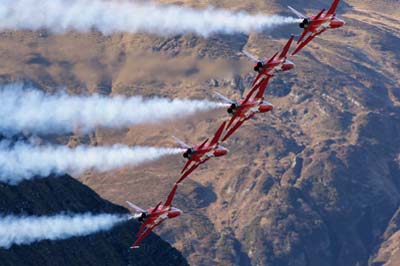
126,0,345,249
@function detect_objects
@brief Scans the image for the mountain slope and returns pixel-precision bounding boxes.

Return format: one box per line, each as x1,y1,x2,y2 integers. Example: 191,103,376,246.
0,171,188,266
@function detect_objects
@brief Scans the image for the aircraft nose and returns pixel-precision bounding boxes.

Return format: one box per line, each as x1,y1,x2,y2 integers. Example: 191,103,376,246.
332,18,345,28
221,146,229,154
215,146,229,157
267,102,274,110
169,208,183,218
283,61,295,71
174,208,183,216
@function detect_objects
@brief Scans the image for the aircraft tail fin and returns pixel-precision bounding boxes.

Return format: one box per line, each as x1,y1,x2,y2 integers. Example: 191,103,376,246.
288,6,306,19
126,201,145,214
172,136,191,149
242,50,260,63
214,91,235,104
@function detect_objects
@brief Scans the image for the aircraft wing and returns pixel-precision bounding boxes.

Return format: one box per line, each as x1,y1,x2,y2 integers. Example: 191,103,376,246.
136,222,148,237
226,111,240,130
279,35,295,59
176,159,208,184
222,115,254,142
209,121,227,147
267,52,279,64
297,28,311,44
164,184,178,207
288,6,306,19
251,72,263,87
126,201,145,214
314,8,326,21
177,163,200,184
181,157,194,174
254,75,271,100
292,29,326,56
243,82,260,103
197,138,209,150
131,225,156,249
327,0,340,16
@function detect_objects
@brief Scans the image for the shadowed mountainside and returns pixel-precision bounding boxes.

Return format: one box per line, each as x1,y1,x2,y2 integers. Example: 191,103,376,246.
0,174,189,266
0,136,188,266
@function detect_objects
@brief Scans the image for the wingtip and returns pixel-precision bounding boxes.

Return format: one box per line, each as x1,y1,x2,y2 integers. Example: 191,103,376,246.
219,121,227,129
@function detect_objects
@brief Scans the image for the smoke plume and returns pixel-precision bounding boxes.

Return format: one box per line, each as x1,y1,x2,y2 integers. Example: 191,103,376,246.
0,141,183,184
0,83,225,135
0,213,130,249
0,0,299,36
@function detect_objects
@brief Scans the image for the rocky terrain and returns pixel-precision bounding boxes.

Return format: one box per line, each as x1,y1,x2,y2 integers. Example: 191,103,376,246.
0,0,399,266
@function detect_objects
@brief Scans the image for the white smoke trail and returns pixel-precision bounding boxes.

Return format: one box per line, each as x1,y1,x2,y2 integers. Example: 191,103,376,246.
0,141,183,184
0,83,226,135
0,0,299,36
0,213,130,249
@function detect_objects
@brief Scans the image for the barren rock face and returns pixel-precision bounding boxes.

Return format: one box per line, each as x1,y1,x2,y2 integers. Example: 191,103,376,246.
0,1,399,265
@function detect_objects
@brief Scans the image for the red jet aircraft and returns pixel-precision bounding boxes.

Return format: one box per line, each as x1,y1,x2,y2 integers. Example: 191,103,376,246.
289,0,345,55
243,35,295,87
173,121,228,184
127,184,181,248
216,75,273,142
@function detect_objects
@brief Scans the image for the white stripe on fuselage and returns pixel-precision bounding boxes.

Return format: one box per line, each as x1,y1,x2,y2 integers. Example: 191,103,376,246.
200,150,215,161
153,212,169,225
317,20,331,32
